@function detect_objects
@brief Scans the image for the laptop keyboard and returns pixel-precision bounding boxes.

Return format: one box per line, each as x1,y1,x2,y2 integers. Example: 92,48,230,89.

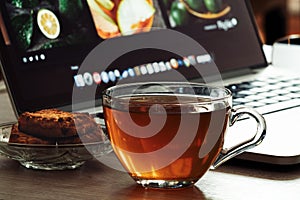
226,76,300,115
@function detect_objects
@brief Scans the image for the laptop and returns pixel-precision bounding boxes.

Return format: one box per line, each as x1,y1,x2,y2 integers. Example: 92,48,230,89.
0,0,299,165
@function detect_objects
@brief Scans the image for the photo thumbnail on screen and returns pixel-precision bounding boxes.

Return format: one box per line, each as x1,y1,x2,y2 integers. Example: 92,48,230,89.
163,0,231,28
4,0,94,52
87,0,166,39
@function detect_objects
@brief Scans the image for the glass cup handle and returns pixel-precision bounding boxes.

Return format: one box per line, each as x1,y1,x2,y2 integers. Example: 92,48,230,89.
211,107,267,169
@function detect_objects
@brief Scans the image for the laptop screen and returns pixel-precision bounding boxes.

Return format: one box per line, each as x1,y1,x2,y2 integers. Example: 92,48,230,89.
0,0,266,114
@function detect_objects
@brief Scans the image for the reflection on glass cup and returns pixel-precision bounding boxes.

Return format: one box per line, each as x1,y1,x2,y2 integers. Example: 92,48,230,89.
102,82,266,189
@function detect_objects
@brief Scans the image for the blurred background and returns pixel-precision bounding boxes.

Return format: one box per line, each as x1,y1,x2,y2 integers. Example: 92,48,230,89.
251,0,300,45
0,0,300,80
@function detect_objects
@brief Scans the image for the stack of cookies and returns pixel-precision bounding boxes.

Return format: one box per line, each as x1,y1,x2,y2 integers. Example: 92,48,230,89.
9,109,105,145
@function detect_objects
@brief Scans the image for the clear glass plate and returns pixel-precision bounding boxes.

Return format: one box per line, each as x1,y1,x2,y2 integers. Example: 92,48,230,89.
0,122,113,170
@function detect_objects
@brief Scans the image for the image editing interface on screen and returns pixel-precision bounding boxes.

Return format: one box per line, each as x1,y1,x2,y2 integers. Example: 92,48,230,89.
0,0,265,112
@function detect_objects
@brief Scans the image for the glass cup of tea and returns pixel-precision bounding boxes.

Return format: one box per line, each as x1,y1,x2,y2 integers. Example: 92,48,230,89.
102,82,266,189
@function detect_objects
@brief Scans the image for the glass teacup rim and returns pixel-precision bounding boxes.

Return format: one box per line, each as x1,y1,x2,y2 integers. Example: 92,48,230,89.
103,82,232,103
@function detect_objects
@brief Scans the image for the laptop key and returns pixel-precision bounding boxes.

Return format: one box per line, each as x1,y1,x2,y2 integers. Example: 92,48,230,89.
285,86,300,93
258,98,281,105
236,90,256,95
244,101,266,108
286,93,300,99
257,92,279,98
244,95,266,101
271,95,291,102
234,98,253,104
272,90,292,95
249,87,271,93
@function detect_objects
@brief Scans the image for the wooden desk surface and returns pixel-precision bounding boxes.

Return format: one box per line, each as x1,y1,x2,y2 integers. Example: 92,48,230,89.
0,154,299,200
0,83,299,199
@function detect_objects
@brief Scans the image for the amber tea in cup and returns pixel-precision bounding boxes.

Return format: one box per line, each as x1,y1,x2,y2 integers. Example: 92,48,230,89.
102,82,266,189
